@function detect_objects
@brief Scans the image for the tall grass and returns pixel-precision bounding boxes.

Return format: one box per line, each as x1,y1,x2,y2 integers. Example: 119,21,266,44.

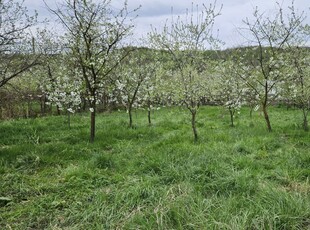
0,106,309,229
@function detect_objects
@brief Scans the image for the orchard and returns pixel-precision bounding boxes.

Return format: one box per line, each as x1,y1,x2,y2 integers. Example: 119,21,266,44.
0,0,309,229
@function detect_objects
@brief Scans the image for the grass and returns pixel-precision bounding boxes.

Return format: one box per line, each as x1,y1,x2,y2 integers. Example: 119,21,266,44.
0,106,309,229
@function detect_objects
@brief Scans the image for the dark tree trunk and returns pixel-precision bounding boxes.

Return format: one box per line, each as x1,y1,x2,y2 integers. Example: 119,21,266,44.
148,109,151,125
262,104,272,132
56,105,61,116
191,110,198,142
127,81,142,128
40,94,46,116
286,99,290,110
90,101,96,143
82,96,87,112
302,108,309,131
148,100,151,125
250,106,253,118
128,105,133,128
229,108,234,127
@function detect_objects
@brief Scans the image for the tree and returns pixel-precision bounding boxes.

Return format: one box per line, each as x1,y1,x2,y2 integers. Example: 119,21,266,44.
0,0,38,88
48,0,137,142
215,60,245,127
140,57,161,126
34,28,65,116
237,1,305,132
287,47,310,131
282,21,310,131
114,50,150,128
41,58,83,128
120,48,162,126
149,2,221,142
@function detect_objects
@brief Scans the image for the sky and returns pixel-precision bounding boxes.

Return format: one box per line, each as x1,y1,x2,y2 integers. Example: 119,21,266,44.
24,0,310,48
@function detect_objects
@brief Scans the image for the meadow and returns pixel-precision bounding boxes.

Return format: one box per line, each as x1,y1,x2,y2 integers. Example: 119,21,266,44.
0,106,309,229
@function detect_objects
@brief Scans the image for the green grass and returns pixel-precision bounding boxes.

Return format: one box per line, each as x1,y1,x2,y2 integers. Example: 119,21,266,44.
0,106,309,229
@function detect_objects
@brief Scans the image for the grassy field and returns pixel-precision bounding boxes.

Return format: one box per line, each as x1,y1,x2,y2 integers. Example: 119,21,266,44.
0,106,309,229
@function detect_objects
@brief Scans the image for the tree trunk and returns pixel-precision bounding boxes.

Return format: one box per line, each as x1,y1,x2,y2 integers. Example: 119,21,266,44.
302,108,309,131
56,105,61,116
191,110,198,142
82,96,87,112
148,100,151,125
262,104,272,132
286,100,290,110
229,109,234,127
90,101,96,143
148,109,151,125
128,105,133,128
40,95,46,116
250,106,253,118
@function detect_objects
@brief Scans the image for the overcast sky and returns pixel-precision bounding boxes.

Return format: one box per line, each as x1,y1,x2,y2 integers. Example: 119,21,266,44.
25,0,310,48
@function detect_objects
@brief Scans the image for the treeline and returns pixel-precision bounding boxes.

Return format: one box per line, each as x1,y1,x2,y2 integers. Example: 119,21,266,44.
0,47,217,119
0,46,305,117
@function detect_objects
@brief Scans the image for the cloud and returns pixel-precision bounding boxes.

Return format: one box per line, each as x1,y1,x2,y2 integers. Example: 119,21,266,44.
24,0,310,48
